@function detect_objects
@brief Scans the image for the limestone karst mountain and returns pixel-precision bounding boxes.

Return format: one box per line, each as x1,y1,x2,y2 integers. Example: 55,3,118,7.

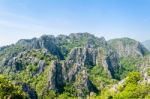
0,33,150,99
108,38,149,57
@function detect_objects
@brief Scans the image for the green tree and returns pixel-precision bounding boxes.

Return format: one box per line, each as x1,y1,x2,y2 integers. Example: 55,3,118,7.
114,72,150,99
0,75,28,99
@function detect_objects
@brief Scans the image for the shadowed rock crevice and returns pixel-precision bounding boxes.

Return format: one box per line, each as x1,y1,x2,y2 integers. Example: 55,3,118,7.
48,61,64,93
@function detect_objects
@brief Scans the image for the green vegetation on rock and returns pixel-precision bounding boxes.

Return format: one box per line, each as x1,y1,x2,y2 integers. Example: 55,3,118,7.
0,75,28,99
0,33,150,99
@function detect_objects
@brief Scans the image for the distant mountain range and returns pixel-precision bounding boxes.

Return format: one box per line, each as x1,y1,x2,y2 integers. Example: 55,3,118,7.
0,33,150,99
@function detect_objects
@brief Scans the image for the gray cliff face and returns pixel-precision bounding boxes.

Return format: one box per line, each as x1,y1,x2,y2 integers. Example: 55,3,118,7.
48,47,101,96
74,69,98,97
105,54,119,78
62,47,98,83
0,49,48,76
16,35,64,59
46,47,120,96
33,60,46,76
68,47,120,78
108,38,148,57
67,47,97,67
48,61,64,92
96,48,120,78
48,60,98,97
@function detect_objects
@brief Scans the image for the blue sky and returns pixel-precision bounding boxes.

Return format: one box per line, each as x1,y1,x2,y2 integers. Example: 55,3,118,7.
0,0,150,46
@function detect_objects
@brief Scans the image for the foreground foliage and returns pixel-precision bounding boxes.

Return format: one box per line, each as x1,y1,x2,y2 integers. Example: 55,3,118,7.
0,75,28,99
90,72,150,99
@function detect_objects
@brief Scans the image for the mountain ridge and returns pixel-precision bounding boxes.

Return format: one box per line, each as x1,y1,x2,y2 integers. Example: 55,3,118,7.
0,33,150,98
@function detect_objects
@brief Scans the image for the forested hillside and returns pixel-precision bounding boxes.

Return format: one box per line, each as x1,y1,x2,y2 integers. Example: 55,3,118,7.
0,33,150,99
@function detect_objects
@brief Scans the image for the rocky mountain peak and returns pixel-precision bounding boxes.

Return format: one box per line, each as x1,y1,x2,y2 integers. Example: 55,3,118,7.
108,37,149,57
0,33,150,98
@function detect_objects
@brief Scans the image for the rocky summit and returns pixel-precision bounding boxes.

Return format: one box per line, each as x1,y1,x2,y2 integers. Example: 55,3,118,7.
0,33,150,99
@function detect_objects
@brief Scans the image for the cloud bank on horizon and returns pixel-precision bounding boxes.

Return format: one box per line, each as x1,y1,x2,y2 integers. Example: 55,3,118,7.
0,0,150,46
